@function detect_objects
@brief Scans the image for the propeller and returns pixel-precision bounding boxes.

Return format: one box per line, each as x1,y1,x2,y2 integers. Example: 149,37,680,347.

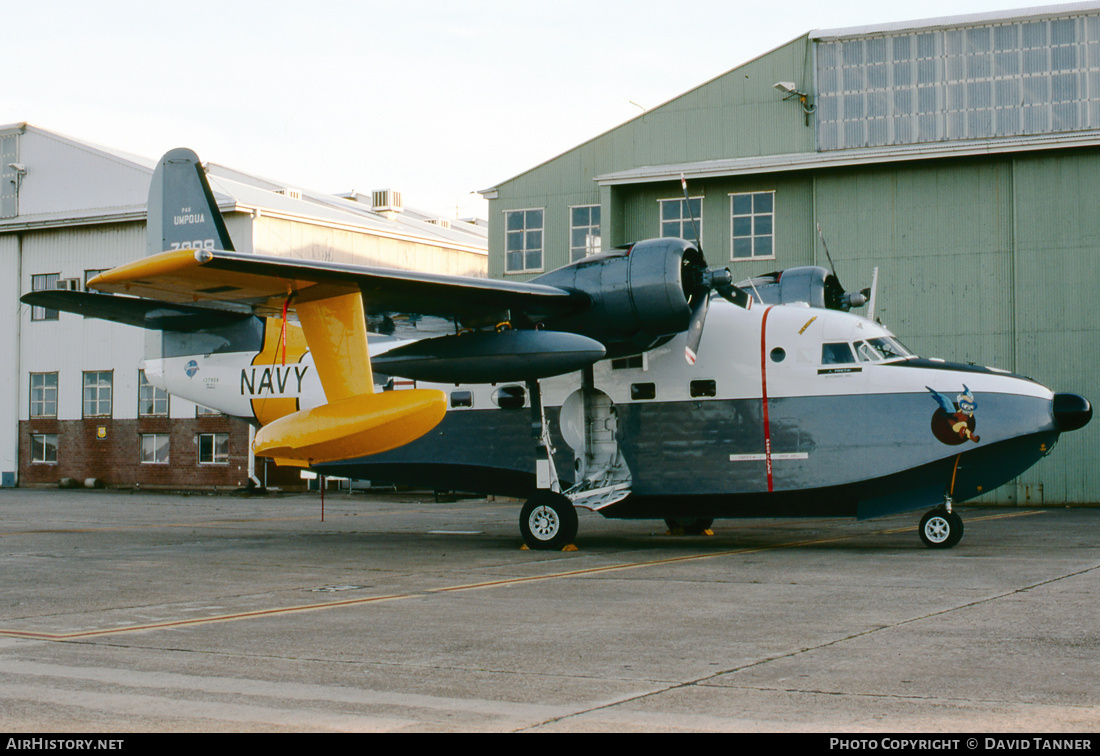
817,223,868,312
679,175,751,364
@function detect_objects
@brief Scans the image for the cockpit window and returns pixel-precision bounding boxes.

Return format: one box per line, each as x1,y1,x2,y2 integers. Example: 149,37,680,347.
867,337,913,360
855,340,882,362
821,342,856,365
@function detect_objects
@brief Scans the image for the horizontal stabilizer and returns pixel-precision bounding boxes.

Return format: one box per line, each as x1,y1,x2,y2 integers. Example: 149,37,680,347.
20,290,251,331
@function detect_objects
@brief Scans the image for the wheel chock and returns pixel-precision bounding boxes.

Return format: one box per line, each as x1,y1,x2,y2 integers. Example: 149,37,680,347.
520,543,578,551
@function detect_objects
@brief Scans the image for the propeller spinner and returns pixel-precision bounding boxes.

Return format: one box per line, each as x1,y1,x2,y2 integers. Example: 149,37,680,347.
682,252,751,365
678,174,751,365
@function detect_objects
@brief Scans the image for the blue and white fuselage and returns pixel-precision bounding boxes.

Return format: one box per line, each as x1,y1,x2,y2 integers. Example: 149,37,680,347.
145,296,1087,525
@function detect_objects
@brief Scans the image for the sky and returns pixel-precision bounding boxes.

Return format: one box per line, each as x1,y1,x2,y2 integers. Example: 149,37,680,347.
1,0,1062,218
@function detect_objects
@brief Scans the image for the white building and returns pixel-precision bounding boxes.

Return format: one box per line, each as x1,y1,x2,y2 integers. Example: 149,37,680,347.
0,123,486,489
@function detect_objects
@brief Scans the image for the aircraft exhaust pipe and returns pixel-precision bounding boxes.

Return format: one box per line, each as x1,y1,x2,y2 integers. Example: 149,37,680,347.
1053,393,1092,433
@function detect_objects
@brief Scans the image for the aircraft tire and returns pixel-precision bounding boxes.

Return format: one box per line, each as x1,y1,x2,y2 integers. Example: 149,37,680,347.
520,492,578,550
919,509,964,549
664,517,714,535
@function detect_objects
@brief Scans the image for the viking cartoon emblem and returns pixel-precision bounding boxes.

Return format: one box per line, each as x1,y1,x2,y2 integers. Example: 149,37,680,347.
927,385,980,445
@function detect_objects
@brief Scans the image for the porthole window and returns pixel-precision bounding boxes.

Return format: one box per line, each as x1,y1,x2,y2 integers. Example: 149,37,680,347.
770,347,786,363
492,385,526,410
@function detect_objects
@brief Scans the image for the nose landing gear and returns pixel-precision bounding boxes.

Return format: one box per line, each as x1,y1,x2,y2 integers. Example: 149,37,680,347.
919,503,964,549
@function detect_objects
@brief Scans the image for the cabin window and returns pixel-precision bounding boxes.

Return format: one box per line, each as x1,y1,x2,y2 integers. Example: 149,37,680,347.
30,433,58,464
450,390,473,408
631,383,656,400
570,205,601,261
730,192,775,260
30,372,58,418
659,197,702,241
690,379,717,398
821,342,856,365
612,355,644,370
505,208,544,273
492,385,526,410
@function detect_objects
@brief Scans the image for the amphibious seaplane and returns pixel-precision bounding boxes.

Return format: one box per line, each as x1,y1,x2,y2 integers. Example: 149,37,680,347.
23,149,1092,551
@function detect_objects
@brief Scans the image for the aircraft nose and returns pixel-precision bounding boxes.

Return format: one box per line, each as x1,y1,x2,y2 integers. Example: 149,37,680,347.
1053,393,1092,432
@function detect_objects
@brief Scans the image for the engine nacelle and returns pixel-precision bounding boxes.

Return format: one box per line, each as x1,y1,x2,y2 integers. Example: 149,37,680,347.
531,238,703,357
738,266,867,311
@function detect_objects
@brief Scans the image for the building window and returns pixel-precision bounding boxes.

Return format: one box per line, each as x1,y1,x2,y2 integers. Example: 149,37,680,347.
730,192,775,260
815,17,1100,150
82,371,113,417
655,198,699,242
659,197,702,242
30,373,58,418
84,269,107,290
198,433,229,465
30,433,58,464
505,209,544,273
141,434,170,464
196,405,223,417
30,273,60,321
138,370,169,417
570,205,601,262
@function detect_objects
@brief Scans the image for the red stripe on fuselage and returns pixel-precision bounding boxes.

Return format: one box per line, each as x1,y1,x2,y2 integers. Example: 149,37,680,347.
760,306,775,492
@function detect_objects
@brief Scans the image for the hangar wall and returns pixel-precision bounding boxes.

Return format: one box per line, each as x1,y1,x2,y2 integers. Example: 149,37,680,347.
484,4,1100,505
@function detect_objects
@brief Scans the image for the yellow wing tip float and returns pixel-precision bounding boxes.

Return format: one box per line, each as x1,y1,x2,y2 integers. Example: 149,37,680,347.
254,291,447,464
87,248,208,292
253,390,447,464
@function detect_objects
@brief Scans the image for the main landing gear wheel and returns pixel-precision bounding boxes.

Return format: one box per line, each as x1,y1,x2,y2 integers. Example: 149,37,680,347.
520,492,579,551
919,509,964,549
664,517,714,536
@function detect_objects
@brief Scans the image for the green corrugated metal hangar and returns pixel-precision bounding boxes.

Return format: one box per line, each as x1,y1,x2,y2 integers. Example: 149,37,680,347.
482,2,1100,505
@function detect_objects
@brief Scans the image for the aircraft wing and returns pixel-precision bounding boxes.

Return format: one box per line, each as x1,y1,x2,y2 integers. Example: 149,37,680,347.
20,288,252,331
84,248,586,327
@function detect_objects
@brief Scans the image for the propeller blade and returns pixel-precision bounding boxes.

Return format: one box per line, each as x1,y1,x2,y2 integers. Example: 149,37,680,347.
684,293,709,365
714,278,751,309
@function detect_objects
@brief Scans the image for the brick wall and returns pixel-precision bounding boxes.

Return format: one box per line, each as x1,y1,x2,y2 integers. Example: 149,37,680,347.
19,415,253,489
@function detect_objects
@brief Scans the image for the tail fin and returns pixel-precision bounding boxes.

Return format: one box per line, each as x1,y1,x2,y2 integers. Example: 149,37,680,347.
147,148,235,255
